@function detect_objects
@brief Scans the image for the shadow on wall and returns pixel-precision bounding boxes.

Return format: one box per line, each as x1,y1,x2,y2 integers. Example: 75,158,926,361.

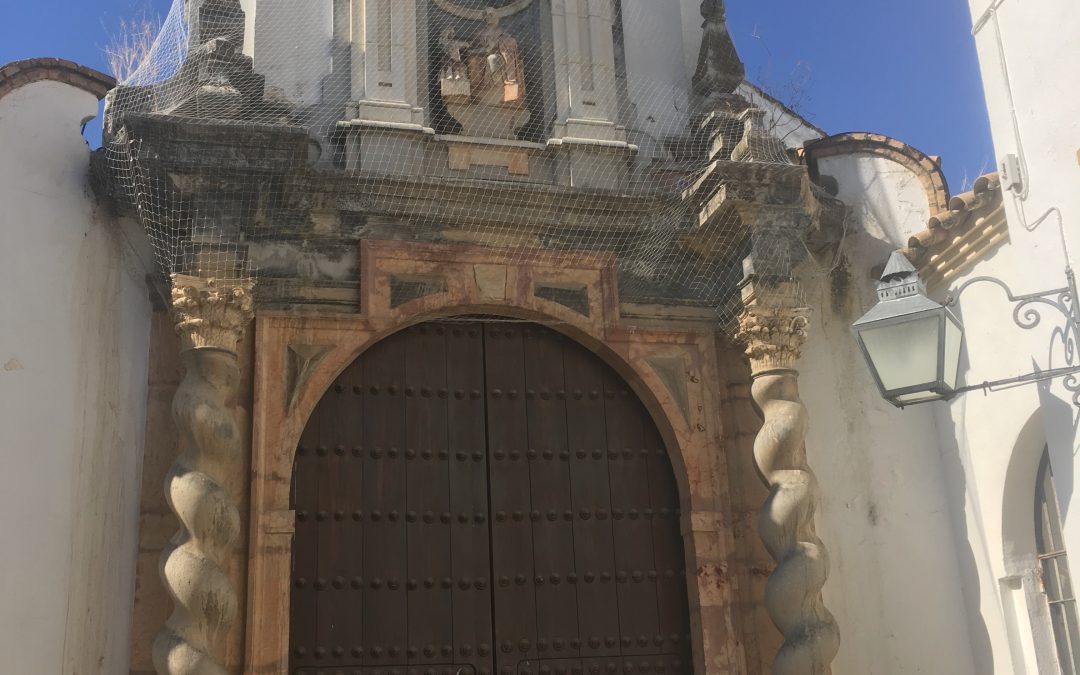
933,336,999,674
1036,372,1080,522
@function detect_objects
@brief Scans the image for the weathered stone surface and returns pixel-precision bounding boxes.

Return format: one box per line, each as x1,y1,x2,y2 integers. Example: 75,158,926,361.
153,278,254,675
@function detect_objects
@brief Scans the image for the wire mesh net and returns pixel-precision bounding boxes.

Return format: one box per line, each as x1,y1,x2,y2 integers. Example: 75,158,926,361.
103,0,815,330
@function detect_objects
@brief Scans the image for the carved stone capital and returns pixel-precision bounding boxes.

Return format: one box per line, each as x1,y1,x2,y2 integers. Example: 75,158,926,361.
736,282,810,373
171,274,255,353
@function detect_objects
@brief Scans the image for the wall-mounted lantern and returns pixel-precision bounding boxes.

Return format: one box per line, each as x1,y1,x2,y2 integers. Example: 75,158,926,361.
852,252,964,407
852,249,1080,408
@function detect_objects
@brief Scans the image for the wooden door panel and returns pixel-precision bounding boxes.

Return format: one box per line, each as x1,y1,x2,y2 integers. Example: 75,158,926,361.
289,405,321,668
485,324,540,674
561,341,620,659
645,422,691,655
291,321,692,675
361,334,409,665
602,368,661,657
521,328,581,661
446,325,495,675
404,325,454,666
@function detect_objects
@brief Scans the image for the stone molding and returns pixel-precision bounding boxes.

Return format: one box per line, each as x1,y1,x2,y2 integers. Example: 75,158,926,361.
171,275,255,352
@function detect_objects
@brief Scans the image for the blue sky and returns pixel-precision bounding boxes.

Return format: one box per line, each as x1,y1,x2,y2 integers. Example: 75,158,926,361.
0,0,993,192
726,0,995,192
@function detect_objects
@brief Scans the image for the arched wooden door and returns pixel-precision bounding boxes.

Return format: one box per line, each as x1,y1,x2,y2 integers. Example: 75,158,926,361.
289,321,691,675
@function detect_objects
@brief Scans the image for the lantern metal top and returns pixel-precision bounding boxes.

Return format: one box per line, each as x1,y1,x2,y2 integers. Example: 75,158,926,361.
853,243,1080,408
852,251,944,328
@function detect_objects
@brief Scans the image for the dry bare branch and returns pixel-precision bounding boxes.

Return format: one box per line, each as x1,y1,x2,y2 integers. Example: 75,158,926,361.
102,11,161,82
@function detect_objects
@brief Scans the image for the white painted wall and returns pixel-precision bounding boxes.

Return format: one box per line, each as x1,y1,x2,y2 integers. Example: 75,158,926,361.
0,80,154,674
253,0,334,105
808,117,1080,673
621,0,692,145
799,153,981,674
964,0,1080,670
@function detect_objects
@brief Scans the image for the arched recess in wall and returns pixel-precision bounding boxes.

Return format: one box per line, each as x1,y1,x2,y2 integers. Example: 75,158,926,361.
804,132,951,213
286,318,695,675
1002,411,1050,573
999,409,1057,674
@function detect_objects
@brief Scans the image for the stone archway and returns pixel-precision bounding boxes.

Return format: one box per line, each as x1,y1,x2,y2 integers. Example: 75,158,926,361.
243,241,744,675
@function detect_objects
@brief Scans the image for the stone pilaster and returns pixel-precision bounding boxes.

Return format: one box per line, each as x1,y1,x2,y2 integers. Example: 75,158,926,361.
736,281,839,675
550,0,622,137
153,275,254,675
345,0,424,126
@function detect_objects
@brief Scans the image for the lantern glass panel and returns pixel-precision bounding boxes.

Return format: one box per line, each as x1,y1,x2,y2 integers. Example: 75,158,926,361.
944,315,963,390
859,315,941,392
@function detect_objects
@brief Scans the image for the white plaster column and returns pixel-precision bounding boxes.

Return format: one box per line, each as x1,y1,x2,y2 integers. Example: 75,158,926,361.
346,0,426,127
549,0,625,142
153,275,254,675
736,281,840,675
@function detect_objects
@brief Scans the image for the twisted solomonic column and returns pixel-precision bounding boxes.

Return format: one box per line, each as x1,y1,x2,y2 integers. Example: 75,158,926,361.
153,275,254,675
737,282,839,675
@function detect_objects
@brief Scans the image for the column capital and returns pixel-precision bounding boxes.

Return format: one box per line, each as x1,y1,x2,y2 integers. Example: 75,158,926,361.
736,281,809,374
171,275,254,352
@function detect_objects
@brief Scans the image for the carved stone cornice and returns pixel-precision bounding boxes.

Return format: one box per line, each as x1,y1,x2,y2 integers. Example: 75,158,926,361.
736,281,809,373
171,274,255,352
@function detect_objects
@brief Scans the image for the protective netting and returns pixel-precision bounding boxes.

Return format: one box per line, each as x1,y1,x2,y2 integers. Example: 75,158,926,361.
103,0,814,329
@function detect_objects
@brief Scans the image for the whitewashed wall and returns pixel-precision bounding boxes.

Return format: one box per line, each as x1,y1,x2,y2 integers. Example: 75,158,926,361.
798,153,982,674
967,0,1080,665
0,80,154,674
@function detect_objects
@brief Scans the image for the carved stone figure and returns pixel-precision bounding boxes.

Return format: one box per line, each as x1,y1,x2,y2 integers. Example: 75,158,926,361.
470,8,526,103
440,27,472,97
433,0,533,138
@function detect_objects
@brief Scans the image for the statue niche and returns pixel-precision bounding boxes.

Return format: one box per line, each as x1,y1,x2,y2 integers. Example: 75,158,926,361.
434,0,533,139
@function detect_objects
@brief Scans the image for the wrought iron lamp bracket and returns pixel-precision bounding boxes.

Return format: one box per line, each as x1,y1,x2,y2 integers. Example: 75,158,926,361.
943,266,1080,404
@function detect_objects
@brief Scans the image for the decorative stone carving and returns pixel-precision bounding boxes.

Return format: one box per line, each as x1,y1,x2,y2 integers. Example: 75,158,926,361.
737,303,810,372
153,276,254,675
435,0,533,138
285,344,334,411
170,275,255,351
646,356,692,423
737,281,840,675
690,0,755,162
